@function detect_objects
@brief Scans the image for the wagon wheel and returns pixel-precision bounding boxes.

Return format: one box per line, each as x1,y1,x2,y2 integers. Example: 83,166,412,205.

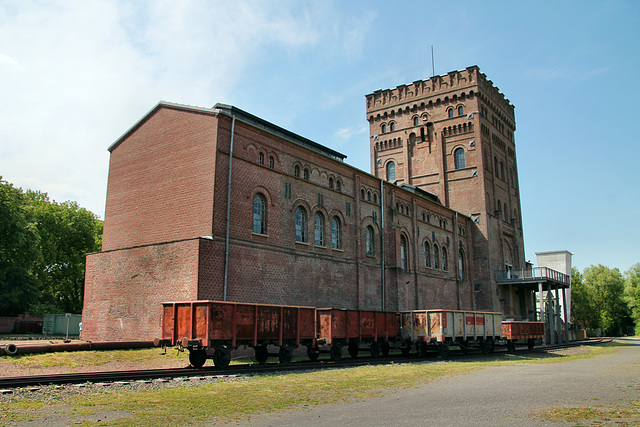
489,339,496,353
348,342,359,358
417,341,428,358
278,345,293,365
400,341,411,356
527,338,536,351
370,342,381,358
188,349,207,368
437,343,450,358
330,344,342,362
480,339,491,355
381,341,391,357
506,340,516,353
307,345,320,361
459,340,470,355
213,347,231,369
255,345,269,365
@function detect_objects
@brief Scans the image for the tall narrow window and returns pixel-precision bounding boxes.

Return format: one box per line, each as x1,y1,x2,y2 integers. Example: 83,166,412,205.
433,245,439,269
458,249,465,280
303,168,310,180
259,152,264,165
458,105,464,116
386,161,396,182
314,212,324,246
390,122,396,132
329,177,334,189
366,226,374,256
336,180,342,192
454,148,465,169
500,162,505,180
400,236,408,271
442,246,448,271
494,157,499,175
424,242,431,268
294,165,300,178
253,194,266,234
295,207,307,242
269,156,274,168
381,124,387,134
331,217,341,249
413,116,419,126
448,109,454,118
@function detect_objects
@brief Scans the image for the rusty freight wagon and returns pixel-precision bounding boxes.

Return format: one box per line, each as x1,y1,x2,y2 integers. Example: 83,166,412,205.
315,309,401,361
156,301,316,368
502,321,544,352
400,309,503,357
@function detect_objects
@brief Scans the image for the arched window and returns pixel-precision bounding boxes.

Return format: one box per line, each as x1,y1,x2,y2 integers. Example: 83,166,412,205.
294,165,300,178
458,105,464,116
381,124,387,134
458,249,465,280
442,246,448,271
500,162,505,180
295,207,307,242
336,180,342,192
303,168,310,180
366,226,374,256
314,212,324,246
424,241,431,268
386,161,396,182
259,152,264,165
361,189,366,200
253,194,266,234
448,109,454,118
373,193,378,204
494,157,498,175
367,191,371,202
269,156,274,168
413,116,419,126
390,122,396,132
454,148,465,169
331,217,341,249
400,235,408,271
433,245,439,269
329,177,334,189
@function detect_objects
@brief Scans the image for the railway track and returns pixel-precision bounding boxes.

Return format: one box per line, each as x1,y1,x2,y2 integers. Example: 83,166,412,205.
0,339,607,390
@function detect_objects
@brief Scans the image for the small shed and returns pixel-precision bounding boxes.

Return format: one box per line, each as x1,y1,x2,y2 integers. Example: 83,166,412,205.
43,314,82,336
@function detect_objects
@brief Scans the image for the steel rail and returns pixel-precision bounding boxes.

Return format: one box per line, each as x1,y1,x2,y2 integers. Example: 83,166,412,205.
0,339,607,389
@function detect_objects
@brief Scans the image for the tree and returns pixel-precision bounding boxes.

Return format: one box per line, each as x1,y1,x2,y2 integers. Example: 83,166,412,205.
0,177,103,316
570,267,592,326
583,264,630,336
624,263,640,335
26,191,103,314
0,177,41,316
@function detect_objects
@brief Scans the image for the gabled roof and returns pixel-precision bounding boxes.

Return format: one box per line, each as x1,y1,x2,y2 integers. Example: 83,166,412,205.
108,101,347,162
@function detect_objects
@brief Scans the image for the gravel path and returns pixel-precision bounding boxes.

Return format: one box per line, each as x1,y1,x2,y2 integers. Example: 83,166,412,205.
241,338,640,426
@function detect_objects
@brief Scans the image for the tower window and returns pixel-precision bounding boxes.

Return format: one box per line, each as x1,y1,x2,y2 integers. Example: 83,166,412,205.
442,246,448,271
304,168,310,180
294,165,300,178
269,156,274,168
458,106,464,116
433,245,439,269
314,212,325,246
329,177,334,189
448,109,454,118
253,194,266,234
424,241,431,268
458,249,465,280
381,124,387,134
413,116,419,126
259,152,264,165
366,226,375,256
295,207,307,243
400,235,408,271
331,217,341,249
386,161,396,182
454,148,465,169
390,122,396,132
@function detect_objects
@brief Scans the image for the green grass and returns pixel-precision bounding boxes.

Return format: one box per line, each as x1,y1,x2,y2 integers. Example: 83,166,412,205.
0,347,184,369
540,401,640,425
0,342,633,426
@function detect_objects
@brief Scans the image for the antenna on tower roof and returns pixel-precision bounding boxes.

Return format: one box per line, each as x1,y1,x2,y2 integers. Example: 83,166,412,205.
431,45,435,77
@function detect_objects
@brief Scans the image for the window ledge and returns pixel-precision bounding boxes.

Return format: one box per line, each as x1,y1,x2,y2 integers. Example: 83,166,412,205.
295,241,310,246
251,232,269,238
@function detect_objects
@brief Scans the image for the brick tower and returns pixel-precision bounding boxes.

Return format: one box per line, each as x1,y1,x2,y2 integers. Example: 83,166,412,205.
365,66,526,314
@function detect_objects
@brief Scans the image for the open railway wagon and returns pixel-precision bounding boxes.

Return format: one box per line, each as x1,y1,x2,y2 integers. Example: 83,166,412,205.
155,301,316,368
400,309,503,357
501,321,544,352
315,308,401,361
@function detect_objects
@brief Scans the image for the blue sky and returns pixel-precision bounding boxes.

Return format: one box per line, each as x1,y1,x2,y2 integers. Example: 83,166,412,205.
1,0,638,273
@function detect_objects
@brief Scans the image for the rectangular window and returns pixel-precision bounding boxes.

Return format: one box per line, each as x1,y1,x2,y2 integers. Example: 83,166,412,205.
346,202,351,216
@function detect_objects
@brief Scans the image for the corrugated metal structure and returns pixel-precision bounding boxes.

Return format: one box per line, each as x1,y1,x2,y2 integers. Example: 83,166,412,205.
43,314,82,336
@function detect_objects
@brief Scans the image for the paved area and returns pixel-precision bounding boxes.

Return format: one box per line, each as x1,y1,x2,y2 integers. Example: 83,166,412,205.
241,339,640,426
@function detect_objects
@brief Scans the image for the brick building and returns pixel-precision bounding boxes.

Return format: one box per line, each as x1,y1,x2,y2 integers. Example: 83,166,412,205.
82,66,533,341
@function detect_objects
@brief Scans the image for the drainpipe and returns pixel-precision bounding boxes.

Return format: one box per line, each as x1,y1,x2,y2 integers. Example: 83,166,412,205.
380,178,385,311
223,115,236,301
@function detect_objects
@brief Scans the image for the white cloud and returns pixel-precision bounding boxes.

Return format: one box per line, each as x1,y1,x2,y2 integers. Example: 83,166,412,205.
334,125,368,140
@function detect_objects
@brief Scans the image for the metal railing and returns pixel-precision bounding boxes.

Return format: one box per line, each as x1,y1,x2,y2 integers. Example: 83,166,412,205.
495,266,570,285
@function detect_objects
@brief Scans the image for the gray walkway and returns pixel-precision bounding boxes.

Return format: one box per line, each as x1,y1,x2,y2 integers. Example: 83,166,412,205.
240,339,640,426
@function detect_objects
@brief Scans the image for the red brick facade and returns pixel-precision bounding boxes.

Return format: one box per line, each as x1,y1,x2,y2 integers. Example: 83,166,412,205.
83,67,528,341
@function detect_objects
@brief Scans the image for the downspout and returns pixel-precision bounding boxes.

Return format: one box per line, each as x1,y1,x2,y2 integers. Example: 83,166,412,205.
380,178,385,311
223,115,236,301
454,211,461,309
